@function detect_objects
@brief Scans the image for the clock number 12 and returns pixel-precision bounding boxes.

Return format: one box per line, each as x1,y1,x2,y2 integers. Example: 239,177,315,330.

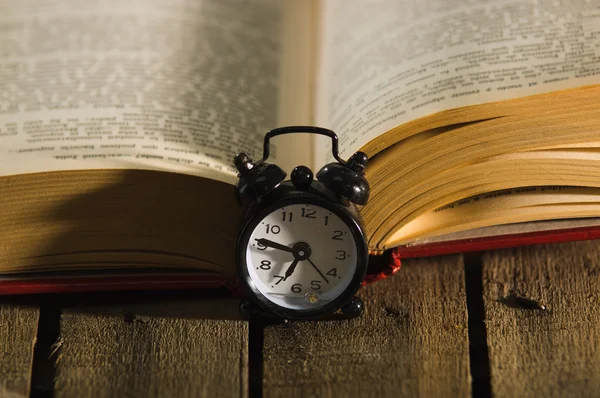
301,208,316,218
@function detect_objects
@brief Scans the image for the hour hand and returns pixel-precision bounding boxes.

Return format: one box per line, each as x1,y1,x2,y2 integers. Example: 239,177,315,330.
255,238,293,253
283,258,300,281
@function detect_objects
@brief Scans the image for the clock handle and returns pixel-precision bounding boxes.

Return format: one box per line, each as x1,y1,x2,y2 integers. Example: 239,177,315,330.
258,126,347,167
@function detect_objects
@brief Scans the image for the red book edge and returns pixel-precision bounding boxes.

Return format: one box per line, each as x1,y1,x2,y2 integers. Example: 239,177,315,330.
395,225,600,258
2,226,599,295
0,274,232,296
362,225,600,286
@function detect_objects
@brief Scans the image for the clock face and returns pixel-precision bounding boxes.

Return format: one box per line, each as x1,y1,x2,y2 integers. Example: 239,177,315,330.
243,203,362,313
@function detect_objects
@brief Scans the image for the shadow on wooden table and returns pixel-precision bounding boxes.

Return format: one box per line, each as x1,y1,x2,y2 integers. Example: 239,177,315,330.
0,288,242,320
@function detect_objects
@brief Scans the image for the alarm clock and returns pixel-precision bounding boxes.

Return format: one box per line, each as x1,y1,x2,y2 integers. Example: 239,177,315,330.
233,126,370,320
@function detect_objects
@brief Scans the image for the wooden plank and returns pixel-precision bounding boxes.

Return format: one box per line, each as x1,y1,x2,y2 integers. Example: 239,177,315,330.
482,240,600,398
54,298,248,398
0,304,39,398
262,256,471,398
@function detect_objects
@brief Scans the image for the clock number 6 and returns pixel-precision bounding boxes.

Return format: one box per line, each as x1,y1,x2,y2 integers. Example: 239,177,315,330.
291,283,302,293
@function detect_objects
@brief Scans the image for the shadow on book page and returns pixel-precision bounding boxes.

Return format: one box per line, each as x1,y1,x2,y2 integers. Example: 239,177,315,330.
0,169,242,302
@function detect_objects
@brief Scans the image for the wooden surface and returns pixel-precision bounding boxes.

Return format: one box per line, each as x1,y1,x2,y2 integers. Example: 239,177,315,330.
54,299,248,398
483,241,600,398
262,255,470,398
0,305,39,398
1,240,600,397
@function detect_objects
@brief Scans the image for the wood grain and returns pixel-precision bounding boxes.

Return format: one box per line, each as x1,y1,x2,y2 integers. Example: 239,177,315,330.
54,299,248,398
262,256,471,398
0,305,39,398
482,240,600,398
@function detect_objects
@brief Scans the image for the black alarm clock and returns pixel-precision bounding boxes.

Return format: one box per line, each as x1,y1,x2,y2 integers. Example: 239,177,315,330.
233,126,370,320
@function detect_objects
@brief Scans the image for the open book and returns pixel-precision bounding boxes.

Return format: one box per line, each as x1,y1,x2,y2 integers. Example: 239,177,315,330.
1,0,599,292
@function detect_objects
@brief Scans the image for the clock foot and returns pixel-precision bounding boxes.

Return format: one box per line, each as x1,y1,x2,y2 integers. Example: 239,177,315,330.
239,300,259,320
341,296,364,319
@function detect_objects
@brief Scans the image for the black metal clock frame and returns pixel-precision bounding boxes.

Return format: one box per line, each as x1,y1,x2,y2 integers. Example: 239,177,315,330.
236,182,369,319
233,126,371,320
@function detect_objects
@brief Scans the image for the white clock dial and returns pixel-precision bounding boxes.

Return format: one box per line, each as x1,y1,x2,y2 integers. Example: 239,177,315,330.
245,203,358,311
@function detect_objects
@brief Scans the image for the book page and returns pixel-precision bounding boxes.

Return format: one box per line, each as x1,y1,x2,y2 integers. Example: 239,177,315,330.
402,217,600,247
388,186,600,246
275,0,316,172
314,0,600,163
0,0,310,184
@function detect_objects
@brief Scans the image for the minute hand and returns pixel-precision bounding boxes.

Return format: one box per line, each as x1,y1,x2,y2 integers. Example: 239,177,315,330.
306,257,329,284
255,238,293,253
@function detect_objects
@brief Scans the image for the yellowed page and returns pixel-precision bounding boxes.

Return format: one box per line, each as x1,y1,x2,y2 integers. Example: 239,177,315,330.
388,186,600,246
402,218,600,247
314,0,600,162
365,135,600,247
0,0,295,184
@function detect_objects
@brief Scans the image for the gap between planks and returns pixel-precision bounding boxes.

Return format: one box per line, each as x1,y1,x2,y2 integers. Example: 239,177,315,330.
482,241,600,398
5,240,600,397
261,255,471,398
53,295,248,398
10,290,249,398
